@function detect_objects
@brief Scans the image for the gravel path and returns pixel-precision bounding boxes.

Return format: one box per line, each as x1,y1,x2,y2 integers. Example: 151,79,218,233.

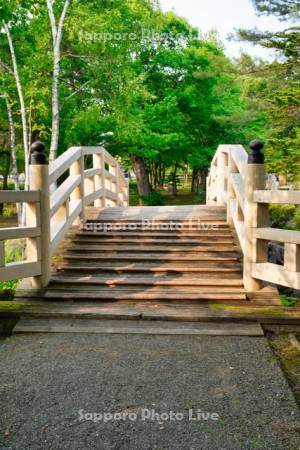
0,334,300,450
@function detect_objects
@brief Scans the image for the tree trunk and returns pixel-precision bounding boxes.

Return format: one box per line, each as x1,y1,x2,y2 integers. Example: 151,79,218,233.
200,167,208,192
172,163,178,196
5,96,22,223
191,167,201,193
130,154,151,203
4,23,29,191
0,152,10,216
47,0,71,162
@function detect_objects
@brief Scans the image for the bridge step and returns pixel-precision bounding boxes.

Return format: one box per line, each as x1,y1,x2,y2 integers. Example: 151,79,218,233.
46,206,248,304
50,275,244,287
66,246,239,253
16,289,247,301
57,264,242,276
62,253,241,262
71,238,236,245
76,230,234,237
13,318,264,336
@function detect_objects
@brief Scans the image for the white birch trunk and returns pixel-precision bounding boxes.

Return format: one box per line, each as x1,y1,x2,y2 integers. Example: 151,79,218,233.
4,23,29,193
46,0,71,163
5,95,22,223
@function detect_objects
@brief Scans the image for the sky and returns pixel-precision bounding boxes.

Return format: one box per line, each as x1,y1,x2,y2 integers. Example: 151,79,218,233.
159,0,286,60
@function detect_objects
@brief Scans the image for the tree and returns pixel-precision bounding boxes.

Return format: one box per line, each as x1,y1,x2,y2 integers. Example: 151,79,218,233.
234,0,300,180
46,0,71,162
251,0,300,20
1,22,29,191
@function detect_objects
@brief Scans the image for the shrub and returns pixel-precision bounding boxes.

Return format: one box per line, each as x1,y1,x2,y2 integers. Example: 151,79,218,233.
140,191,165,206
294,207,300,230
269,204,296,228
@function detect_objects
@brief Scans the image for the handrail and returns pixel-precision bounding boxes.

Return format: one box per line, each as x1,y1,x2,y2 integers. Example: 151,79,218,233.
48,146,128,256
207,141,300,291
0,144,129,287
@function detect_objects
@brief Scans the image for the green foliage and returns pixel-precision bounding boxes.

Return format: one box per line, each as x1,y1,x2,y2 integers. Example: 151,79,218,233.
5,240,25,265
294,208,300,229
0,0,297,200
0,280,18,300
251,0,300,20
0,240,23,297
140,190,165,206
269,204,296,228
280,294,299,307
234,0,300,180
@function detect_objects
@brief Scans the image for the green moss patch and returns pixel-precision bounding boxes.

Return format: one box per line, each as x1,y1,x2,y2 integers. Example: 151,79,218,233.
269,334,300,404
0,301,30,312
210,304,282,316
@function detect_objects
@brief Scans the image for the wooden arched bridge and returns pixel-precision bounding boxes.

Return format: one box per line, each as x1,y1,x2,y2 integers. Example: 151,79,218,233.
1,141,300,328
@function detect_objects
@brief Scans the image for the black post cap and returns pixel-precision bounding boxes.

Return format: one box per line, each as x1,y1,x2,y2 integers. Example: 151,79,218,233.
30,141,48,165
248,140,264,164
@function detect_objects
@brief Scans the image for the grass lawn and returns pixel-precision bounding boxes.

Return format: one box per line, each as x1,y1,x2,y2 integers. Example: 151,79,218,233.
129,182,205,206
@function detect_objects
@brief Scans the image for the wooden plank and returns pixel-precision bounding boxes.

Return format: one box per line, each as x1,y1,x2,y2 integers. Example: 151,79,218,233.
228,145,248,177
104,169,117,182
84,188,118,205
82,146,105,156
15,291,247,301
50,175,81,217
84,168,102,178
72,238,235,245
83,187,105,206
50,199,82,255
252,262,300,290
67,245,238,253
49,147,82,185
50,275,244,287
58,264,241,273
13,318,264,336
0,226,40,240
0,261,41,282
64,254,240,261
254,190,300,205
0,190,40,203
255,227,300,245
229,173,245,214
230,198,246,253
4,297,300,324
284,243,300,272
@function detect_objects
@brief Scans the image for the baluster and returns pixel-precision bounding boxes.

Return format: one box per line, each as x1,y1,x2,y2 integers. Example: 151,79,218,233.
216,151,227,206
93,153,105,207
70,152,85,223
284,243,300,272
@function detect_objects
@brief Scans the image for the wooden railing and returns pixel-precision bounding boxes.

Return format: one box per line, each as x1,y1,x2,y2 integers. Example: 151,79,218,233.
49,146,128,255
0,143,128,288
0,190,42,282
207,141,300,291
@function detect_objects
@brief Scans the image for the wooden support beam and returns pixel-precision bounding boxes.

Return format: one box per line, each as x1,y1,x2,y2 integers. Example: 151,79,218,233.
284,243,300,272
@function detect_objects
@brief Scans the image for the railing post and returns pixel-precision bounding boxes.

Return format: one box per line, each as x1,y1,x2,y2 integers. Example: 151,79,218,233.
226,153,236,226
70,151,85,224
216,151,227,206
93,151,106,207
244,140,269,291
28,142,51,288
